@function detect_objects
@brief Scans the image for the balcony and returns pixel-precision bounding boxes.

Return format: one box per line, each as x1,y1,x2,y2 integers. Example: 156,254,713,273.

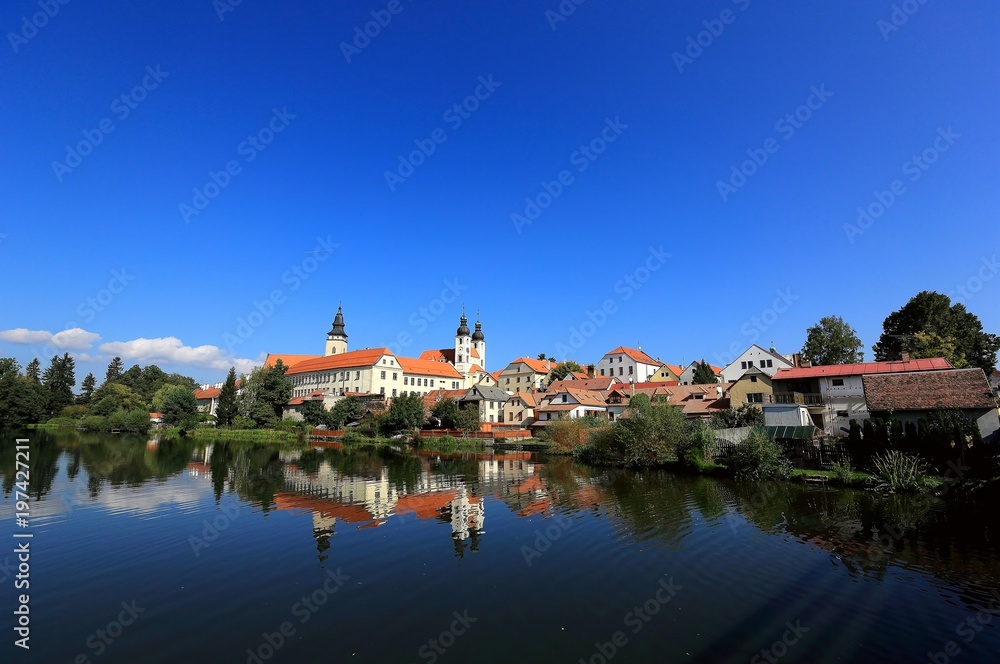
773,392,824,406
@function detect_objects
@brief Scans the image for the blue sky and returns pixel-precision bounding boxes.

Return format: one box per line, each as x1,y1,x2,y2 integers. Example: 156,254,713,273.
1,0,998,386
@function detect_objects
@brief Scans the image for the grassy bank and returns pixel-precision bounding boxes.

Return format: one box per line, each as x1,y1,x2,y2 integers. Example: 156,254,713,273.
160,426,307,444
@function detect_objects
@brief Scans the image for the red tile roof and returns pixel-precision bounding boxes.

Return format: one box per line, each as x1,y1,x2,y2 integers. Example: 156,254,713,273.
418,349,455,363
286,348,393,374
863,369,998,411
506,357,552,374
604,346,659,366
510,391,537,408
547,376,618,393
656,363,684,377
264,353,321,369
194,387,220,399
397,357,463,378
773,357,953,380
608,381,679,393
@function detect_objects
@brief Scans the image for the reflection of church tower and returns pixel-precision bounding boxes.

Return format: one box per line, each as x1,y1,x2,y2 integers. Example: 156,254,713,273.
325,305,348,356
471,312,486,371
454,309,472,375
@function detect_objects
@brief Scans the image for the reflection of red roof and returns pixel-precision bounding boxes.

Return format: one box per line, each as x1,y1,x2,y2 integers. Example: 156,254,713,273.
517,499,551,517
273,493,374,524
773,357,952,380
395,490,458,520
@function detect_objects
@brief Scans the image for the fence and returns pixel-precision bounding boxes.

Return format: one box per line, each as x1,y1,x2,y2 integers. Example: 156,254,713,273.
712,426,752,458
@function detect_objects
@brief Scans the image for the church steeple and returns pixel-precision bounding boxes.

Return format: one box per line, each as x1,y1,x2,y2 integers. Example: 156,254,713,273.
471,310,486,371
325,305,348,356
456,306,471,337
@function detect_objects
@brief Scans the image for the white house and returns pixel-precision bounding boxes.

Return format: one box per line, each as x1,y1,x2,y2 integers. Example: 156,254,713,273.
677,361,723,385
720,344,793,383
596,346,660,383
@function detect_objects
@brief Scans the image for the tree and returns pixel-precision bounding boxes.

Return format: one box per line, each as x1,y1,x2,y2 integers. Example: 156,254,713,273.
216,367,239,427
158,384,199,428
384,392,425,433
801,315,864,365
300,400,332,427
105,356,125,384
41,353,76,418
0,359,46,428
431,398,460,429
691,360,717,384
710,403,764,429
79,373,97,404
25,358,41,383
873,291,1000,375
547,360,582,384
908,331,968,368
238,361,292,427
90,383,146,416
330,396,363,428
456,403,481,434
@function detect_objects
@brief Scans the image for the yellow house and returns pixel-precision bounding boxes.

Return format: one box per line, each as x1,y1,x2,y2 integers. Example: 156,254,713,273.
727,366,774,408
649,363,684,383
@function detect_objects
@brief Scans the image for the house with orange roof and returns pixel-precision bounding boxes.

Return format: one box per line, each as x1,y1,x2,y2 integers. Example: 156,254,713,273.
193,386,221,415
649,363,684,383
677,361,724,385
606,383,728,421
498,357,553,394
397,356,464,395
597,346,661,383
502,390,539,427
546,375,619,396
535,387,609,425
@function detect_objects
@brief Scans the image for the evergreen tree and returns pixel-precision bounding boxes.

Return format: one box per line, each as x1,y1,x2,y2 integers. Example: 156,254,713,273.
79,373,97,404
691,360,717,384
25,358,41,383
216,367,239,427
105,356,125,383
41,353,76,417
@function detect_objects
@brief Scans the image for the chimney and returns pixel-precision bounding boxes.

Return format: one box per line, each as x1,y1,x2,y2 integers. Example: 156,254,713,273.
587,364,596,378
801,358,812,368
900,351,910,362
792,353,802,368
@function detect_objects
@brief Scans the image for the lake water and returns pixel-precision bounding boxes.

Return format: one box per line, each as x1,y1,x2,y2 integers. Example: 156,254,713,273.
2,431,999,663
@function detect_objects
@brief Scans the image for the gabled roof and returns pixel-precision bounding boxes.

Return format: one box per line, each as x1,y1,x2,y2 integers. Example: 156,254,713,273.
774,357,953,380
504,357,552,374
286,348,393,374
608,381,679,393
863,368,997,411
547,376,618,393
264,353,321,370
462,384,510,403
656,363,685,377
683,361,723,375
418,349,455,363
603,346,659,366
724,344,794,372
510,391,537,408
398,356,463,378
194,387,220,399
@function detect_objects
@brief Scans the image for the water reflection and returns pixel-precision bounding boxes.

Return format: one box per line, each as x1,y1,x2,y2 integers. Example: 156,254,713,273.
2,431,998,612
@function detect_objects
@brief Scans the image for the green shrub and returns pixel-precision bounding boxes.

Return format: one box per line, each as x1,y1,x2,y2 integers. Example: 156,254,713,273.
45,416,77,429
830,457,854,484
80,415,107,431
871,450,929,492
677,422,716,471
730,427,793,481
122,409,152,433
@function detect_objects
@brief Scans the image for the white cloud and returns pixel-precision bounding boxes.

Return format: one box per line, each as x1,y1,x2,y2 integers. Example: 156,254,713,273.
0,327,100,350
98,336,263,374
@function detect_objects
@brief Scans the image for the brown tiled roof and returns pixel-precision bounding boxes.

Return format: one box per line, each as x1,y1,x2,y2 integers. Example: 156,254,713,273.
604,346,659,366
194,387,220,399
547,376,618,393
863,369,998,411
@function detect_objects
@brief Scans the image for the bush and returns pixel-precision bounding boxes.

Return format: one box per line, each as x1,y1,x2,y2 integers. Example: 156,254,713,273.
122,409,152,433
871,450,929,492
45,416,77,429
80,415,107,431
730,427,793,481
548,419,593,453
830,457,854,484
677,422,716,471
232,416,257,430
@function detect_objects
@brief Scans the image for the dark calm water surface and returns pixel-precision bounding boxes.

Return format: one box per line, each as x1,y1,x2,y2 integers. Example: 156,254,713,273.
2,431,999,664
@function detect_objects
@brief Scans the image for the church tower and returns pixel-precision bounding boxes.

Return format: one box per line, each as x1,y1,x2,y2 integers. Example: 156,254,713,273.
324,305,348,356
454,308,472,374
471,311,486,370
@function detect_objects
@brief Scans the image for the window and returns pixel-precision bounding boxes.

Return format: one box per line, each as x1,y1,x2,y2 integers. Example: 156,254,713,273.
508,413,513,422
832,379,844,387
628,366,633,374
747,393,763,403
766,360,773,368
355,371,360,379
489,415,494,422
741,361,748,369
618,367,623,376
750,376,758,382
517,412,522,421
379,387,385,395
380,371,386,379
759,360,766,368
562,395,568,402
403,377,408,385
392,389,397,397
836,410,849,418
600,369,605,376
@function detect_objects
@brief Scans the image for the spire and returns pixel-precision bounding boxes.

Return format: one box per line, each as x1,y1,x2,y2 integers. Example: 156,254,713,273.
328,305,347,338
456,309,470,337
471,311,484,342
